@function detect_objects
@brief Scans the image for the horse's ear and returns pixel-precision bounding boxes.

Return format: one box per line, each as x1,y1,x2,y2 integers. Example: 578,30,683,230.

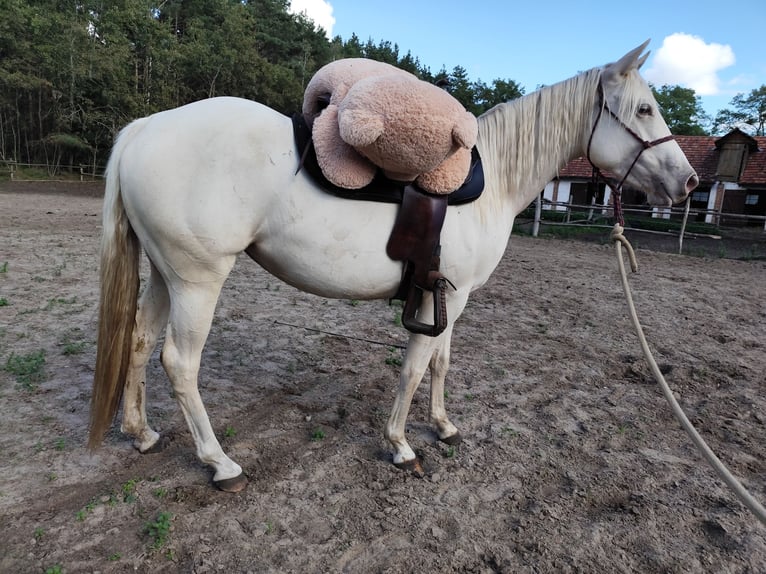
609,40,651,77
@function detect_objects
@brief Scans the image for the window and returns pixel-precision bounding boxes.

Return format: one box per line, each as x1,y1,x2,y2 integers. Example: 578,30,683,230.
745,194,759,206
691,190,709,203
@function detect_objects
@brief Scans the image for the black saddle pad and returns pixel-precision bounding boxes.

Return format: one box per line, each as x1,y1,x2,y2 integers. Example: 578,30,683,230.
291,114,484,205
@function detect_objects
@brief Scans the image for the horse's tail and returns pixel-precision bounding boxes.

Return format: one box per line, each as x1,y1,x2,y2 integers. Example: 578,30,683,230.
88,119,146,450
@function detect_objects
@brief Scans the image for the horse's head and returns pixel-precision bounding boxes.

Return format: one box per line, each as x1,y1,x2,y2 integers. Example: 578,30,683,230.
585,40,699,206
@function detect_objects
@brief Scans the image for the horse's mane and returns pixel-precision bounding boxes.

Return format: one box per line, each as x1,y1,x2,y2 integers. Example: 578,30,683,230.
475,64,650,213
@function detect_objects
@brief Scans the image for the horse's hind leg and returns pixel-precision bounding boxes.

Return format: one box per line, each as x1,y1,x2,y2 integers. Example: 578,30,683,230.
121,261,169,452
160,258,246,491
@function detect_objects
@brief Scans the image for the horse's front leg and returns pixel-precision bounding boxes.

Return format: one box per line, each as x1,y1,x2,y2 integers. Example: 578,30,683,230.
384,333,438,474
428,323,461,445
384,290,468,473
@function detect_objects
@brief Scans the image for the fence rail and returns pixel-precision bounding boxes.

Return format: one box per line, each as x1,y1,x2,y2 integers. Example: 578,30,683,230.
1,159,105,181
532,196,766,230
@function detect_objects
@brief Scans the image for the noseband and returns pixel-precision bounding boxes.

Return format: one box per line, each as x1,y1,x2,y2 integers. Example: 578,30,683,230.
586,78,675,225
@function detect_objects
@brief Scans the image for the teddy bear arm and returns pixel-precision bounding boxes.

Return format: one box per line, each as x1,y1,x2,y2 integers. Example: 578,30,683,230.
415,148,473,195
313,106,377,189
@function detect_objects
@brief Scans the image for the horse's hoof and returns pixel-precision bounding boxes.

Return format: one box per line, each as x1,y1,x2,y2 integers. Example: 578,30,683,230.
394,458,425,478
138,435,169,454
439,432,462,446
214,473,248,493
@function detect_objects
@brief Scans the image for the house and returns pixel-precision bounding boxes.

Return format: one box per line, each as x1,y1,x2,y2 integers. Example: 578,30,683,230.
542,129,766,228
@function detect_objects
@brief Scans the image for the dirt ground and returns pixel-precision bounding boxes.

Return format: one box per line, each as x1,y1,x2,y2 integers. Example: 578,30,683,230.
1,181,765,573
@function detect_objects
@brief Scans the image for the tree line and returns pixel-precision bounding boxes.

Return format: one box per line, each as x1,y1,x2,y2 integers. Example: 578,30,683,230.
0,0,762,175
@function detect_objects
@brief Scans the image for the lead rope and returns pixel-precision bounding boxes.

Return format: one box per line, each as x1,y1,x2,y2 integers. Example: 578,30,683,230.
610,224,766,526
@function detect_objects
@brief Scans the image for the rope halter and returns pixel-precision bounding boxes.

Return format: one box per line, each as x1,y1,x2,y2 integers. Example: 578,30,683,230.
586,78,675,225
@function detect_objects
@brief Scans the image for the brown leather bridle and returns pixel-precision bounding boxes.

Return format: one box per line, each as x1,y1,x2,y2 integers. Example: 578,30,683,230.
586,78,675,225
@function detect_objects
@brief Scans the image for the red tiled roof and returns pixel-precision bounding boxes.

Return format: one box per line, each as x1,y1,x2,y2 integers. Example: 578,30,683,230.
557,132,766,186
741,136,766,186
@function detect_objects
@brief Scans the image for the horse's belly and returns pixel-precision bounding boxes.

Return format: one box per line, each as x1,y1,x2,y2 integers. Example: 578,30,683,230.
248,198,404,300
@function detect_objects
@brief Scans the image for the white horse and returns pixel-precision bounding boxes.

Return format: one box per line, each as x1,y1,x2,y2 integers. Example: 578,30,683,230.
89,42,698,491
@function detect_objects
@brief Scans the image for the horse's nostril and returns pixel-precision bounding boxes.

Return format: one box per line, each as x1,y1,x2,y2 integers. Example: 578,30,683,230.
686,173,699,194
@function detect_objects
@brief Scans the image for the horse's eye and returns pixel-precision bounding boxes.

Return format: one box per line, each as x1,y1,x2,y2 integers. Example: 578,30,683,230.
638,103,653,116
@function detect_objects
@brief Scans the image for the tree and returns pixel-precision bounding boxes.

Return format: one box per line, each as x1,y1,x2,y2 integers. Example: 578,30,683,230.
651,85,709,135
714,85,766,136
471,78,524,115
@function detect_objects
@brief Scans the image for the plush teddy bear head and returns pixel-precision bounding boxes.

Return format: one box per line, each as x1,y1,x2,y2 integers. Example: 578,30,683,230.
303,59,478,194
338,73,477,193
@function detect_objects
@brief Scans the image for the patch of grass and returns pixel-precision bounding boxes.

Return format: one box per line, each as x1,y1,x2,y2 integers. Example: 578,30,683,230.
385,347,402,367
34,527,45,540
310,429,325,441
44,565,63,574
61,341,87,355
122,478,139,503
75,499,98,522
54,438,66,451
5,350,46,389
108,552,122,561
0,298,8,307
445,445,456,458
144,511,172,550
45,296,77,310
224,425,236,438
0,262,7,273
153,487,168,499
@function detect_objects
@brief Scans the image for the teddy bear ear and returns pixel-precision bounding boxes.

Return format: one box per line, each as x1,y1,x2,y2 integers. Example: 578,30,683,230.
451,111,478,150
339,109,386,148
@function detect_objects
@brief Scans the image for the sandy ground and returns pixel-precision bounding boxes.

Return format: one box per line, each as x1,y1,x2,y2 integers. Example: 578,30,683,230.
1,183,765,573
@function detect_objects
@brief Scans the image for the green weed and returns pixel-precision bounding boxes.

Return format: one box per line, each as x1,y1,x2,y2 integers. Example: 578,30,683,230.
224,426,236,438
122,478,139,503
34,527,44,540
5,350,46,389
0,298,8,306
44,565,62,574
45,296,77,310
144,511,172,550
310,429,325,441
385,347,402,367
0,262,7,273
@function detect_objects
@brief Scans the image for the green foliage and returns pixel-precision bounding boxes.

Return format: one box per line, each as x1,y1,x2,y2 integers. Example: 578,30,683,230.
310,429,325,441
652,84,709,135
0,0,526,173
714,85,766,136
5,350,46,389
144,511,173,550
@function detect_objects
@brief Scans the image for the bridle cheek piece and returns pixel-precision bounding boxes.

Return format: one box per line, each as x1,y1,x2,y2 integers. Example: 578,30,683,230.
586,78,675,225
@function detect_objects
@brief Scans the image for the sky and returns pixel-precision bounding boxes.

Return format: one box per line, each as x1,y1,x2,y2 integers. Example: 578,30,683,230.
288,0,765,119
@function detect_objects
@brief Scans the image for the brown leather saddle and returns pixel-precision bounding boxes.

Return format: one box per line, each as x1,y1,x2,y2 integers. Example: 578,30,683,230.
292,114,484,336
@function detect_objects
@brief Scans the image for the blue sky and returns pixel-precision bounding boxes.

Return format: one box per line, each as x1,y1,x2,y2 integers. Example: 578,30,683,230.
289,0,765,119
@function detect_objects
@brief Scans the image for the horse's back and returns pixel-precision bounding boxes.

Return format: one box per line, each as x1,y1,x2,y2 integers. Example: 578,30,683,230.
115,97,296,260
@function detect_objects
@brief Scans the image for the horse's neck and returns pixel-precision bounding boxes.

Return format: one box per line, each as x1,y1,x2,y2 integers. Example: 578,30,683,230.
477,69,599,216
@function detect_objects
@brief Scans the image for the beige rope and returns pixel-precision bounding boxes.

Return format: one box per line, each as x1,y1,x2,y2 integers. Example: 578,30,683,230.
610,223,766,526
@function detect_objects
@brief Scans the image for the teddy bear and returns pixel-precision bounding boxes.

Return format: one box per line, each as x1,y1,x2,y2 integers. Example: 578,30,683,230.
302,58,478,194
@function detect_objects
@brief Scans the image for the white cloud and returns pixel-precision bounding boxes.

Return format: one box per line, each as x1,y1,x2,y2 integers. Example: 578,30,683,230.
644,33,735,95
288,0,335,39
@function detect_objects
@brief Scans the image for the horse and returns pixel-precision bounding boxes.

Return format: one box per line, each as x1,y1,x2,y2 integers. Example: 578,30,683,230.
89,41,698,492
